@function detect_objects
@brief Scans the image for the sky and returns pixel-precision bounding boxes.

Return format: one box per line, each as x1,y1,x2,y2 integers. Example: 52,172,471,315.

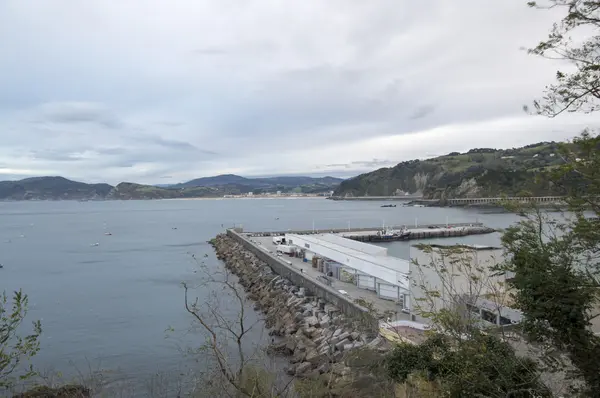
1,0,598,185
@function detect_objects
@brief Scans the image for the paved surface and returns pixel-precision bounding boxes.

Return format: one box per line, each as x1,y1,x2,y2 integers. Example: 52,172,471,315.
249,235,409,321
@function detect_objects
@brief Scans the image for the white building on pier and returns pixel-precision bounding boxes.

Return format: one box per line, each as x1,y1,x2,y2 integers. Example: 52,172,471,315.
285,233,411,311
283,234,522,328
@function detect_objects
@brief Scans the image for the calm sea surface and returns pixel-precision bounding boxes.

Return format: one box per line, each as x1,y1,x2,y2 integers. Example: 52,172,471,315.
0,199,519,394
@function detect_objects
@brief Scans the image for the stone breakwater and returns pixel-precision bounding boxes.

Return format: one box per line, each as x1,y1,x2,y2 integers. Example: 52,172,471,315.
210,234,389,381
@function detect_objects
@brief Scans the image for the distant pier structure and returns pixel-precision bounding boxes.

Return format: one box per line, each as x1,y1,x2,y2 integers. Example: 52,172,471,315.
247,222,495,243
329,195,566,206
432,196,565,206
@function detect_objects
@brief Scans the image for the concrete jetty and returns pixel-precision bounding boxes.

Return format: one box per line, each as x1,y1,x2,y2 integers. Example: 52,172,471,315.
329,195,565,206
211,232,393,388
246,222,495,242
340,224,495,243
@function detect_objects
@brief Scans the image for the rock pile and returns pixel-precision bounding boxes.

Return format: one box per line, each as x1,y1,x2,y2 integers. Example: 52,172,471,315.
210,234,388,380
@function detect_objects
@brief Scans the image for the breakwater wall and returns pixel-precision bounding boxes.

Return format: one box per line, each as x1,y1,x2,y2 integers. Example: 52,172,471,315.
244,222,485,237
328,196,422,201
212,233,389,385
227,229,378,327
345,225,495,243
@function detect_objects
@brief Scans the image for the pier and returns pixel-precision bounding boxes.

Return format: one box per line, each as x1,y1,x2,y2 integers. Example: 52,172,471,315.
245,222,495,242
225,219,506,346
340,225,495,243
329,195,566,206
328,195,423,201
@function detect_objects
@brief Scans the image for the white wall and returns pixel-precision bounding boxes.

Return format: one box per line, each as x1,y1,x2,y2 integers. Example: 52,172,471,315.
357,274,376,291
378,282,400,301
276,244,295,254
286,234,408,289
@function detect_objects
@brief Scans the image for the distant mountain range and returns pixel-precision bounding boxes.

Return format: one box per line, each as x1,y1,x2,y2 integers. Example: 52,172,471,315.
4,140,580,202
0,174,343,201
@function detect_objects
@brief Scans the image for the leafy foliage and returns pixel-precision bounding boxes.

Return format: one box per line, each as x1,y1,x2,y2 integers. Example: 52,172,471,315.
525,1,600,116
388,243,553,396
499,2,600,392
1,290,42,390
385,332,551,398
500,133,600,395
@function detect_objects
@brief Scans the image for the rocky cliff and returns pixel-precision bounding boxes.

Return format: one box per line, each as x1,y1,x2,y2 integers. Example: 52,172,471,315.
334,142,566,199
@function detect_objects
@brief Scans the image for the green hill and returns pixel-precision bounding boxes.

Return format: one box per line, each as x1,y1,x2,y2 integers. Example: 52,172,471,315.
0,176,112,200
174,174,342,194
107,182,225,200
333,142,567,199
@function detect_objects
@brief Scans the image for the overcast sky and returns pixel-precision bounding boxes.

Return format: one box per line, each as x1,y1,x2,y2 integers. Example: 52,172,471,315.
1,0,598,185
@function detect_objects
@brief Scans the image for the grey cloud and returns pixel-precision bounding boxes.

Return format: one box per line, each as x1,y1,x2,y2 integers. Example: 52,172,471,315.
29,150,84,162
0,0,583,183
409,105,436,120
95,147,127,156
113,162,135,168
325,159,394,169
146,136,217,155
324,163,351,168
34,102,122,129
154,121,185,127
194,47,229,56
210,65,408,144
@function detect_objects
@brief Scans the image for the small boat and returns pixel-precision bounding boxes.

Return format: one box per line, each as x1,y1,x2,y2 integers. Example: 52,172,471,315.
91,243,99,247
381,204,396,208
104,232,112,236
378,227,411,240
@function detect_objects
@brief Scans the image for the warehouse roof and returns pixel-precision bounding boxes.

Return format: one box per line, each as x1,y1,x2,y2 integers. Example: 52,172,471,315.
311,233,388,256
285,233,409,289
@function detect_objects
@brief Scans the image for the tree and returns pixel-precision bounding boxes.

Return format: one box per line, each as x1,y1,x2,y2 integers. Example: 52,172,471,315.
386,332,550,398
525,1,600,117
500,142,600,395
181,254,284,398
498,1,600,395
383,244,553,397
1,290,42,391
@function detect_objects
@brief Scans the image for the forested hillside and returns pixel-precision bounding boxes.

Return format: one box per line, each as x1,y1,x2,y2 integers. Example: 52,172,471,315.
334,142,567,199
